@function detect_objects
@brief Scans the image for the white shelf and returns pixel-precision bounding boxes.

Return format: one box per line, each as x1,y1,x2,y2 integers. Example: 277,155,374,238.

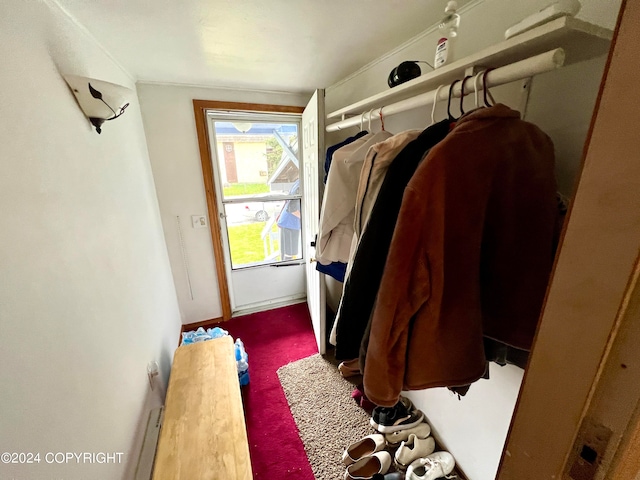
326,16,612,120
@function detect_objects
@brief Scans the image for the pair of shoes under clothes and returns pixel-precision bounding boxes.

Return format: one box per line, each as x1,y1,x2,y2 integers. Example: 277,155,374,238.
342,429,457,480
342,434,391,480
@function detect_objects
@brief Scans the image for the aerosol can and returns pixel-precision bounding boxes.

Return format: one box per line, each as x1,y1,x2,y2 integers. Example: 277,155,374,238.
435,1,460,69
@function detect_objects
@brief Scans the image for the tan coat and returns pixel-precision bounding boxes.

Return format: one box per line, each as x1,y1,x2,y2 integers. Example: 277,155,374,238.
316,131,392,265
353,130,423,241
330,129,422,346
363,105,558,406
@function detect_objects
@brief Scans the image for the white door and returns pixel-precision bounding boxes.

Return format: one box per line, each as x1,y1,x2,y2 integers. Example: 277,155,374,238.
302,90,326,354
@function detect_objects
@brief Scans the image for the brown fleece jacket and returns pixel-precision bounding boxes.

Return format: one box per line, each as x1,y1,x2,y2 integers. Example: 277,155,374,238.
363,105,558,407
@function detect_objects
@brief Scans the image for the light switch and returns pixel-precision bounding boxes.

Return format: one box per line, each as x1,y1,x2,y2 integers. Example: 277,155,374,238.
191,215,207,228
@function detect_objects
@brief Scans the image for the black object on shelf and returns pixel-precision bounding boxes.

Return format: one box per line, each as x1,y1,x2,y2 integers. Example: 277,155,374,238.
388,61,422,88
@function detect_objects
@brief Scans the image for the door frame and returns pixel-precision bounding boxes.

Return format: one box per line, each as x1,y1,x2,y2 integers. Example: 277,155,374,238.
193,100,304,321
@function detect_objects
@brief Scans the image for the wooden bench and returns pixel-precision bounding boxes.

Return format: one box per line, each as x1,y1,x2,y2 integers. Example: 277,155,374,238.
153,336,252,480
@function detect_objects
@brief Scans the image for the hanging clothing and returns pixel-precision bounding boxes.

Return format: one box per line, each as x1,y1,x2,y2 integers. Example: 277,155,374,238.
324,130,369,183
316,260,348,282
316,131,393,268
316,134,371,282
334,120,451,360
315,134,372,281
483,337,529,370
363,104,558,407
329,129,423,346
353,129,424,241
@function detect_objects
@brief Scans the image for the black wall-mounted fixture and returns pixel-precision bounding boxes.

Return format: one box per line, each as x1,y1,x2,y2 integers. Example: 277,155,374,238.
63,75,132,134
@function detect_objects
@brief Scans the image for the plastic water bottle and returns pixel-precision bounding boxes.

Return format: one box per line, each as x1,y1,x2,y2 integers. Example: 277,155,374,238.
235,338,250,386
181,330,195,345
192,327,211,343
207,326,229,339
181,326,229,346
434,1,460,69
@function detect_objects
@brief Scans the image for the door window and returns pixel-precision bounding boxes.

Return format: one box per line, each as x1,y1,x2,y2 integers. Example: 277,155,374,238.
209,118,303,269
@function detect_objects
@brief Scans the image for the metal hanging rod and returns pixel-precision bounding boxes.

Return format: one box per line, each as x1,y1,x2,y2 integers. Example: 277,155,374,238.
325,48,565,132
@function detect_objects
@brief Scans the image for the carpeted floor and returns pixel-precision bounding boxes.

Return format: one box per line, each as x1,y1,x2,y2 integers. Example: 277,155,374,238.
278,354,378,480
213,303,318,479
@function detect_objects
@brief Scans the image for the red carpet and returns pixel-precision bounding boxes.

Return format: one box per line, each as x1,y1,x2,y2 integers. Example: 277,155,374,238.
214,303,318,479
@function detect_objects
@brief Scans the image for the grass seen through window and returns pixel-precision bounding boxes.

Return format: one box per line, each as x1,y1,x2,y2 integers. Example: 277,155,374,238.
223,183,269,197
227,222,280,267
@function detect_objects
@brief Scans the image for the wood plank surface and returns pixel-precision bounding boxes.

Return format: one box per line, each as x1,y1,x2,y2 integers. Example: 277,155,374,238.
153,336,252,480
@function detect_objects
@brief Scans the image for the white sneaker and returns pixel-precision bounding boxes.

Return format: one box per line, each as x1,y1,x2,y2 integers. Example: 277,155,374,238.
406,451,455,480
342,434,386,466
394,434,436,469
344,451,392,480
385,422,431,445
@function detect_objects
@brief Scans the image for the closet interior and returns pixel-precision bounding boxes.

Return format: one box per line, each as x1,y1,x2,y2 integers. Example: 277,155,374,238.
325,16,610,132
316,3,618,479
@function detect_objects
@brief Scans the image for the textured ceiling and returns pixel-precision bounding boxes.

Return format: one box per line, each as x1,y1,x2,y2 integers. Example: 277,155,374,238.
53,0,472,93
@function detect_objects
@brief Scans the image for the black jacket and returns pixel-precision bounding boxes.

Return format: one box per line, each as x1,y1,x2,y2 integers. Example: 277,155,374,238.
335,120,450,360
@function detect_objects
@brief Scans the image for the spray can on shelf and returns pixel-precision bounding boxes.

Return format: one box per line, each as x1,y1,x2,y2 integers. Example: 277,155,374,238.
434,1,460,69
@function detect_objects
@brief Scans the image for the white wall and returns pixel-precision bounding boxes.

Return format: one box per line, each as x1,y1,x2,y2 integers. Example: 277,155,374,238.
0,1,181,479
137,83,309,324
324,0,620,478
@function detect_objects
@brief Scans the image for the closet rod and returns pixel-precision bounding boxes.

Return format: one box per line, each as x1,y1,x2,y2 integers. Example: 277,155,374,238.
325,48,565,132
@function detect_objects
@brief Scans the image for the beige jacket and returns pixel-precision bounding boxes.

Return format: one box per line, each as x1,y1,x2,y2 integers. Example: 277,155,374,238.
353,129,423,241
316,131,392,265
329,129,422,346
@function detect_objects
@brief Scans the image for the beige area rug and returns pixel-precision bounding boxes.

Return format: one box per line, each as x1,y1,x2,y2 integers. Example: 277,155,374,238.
277,353,378,480
278,354,466,480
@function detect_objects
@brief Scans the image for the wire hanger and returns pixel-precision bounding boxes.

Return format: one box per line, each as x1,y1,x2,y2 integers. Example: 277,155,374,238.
379,107,386,131
430,85,445,125
482,68,497,107
368,108,374,132
447,79,462,121
360,112,365,132
459,75,473,116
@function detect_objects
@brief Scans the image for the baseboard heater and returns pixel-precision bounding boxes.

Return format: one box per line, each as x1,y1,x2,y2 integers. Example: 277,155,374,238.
134,406,164,480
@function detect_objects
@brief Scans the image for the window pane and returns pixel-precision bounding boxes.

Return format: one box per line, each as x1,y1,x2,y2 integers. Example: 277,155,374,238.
225,199,302,269
214,122,299,200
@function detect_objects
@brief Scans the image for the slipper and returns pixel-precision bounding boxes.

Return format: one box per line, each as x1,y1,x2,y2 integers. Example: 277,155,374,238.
342,434,387,466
